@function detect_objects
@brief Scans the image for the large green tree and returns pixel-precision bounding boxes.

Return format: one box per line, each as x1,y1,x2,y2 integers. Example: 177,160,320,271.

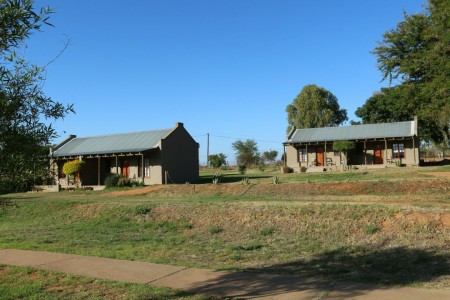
356,0,450,143
286,84,348,133
232,139,259,166
0,0,74,193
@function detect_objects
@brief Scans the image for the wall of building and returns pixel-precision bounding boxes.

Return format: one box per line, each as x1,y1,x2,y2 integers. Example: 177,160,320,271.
286,137,419,172
161,124,199,184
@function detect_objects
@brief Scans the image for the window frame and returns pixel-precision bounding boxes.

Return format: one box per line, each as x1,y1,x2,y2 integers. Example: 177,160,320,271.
392,143,405,159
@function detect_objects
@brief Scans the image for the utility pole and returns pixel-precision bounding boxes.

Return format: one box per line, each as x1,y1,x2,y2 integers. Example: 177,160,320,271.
206,133,210,168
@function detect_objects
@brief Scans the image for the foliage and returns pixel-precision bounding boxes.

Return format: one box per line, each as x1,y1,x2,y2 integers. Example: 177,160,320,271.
272,176,281,184
62,160,84,187
104,174,140,188
0,0,74,193
333,141,355,169
212,172,222,184
332,141,355,152
208,153,227,168
232,139,259,166
209,226,223,234
286,84,348,133
357,0,450,143
262,150,278,164
241,177,250,185
62,160,85,177
104,175,120,188
238,165,247,175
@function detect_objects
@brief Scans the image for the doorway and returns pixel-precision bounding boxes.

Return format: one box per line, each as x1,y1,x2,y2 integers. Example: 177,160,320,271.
316,148,324,166
121,160,129,177
374,146,383,164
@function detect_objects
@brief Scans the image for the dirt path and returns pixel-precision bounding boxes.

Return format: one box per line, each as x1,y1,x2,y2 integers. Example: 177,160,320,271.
422,172,450,179
1,249,449,300
100,185,167,197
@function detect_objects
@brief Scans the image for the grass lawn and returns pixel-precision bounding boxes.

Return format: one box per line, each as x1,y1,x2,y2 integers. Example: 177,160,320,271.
0,265,212,300
0,165,449,294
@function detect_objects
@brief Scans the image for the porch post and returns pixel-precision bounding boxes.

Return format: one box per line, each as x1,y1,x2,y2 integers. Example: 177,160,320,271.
115,155,118,174
283,145,286,166
413,137,416,164
97,157,101,186
324,142,327,166
141,154,145,184
384,139,388,165
306,144,309,166
364,141,367,165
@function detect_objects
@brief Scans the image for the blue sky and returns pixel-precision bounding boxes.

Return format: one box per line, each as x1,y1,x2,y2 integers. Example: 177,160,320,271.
27,0,425,165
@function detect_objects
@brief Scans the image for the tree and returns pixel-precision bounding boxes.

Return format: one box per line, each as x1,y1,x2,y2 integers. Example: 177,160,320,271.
286,84,348,133
357,0,450,144
332,141,355,170
62,160,85,187
232,139,259,166
208,153,227,168
262,150,278,164
0,0,74,193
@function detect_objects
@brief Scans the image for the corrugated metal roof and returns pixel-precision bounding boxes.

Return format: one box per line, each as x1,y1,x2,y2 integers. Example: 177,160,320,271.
52,128,173,157
287,121,415,144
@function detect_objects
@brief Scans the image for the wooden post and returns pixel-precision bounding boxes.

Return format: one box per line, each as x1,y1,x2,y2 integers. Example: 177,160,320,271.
97,157,101,186
384,139,388,165
306,144,309,166
141,154,145,184
413,137,416,164
324,142,327,166
364,141,367,165
115,155,118,174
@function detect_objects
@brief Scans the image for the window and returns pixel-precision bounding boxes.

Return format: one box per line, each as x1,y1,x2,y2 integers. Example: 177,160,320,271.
392,143,405,159
298,148,307,162
144,158,151,178
333,151,340,157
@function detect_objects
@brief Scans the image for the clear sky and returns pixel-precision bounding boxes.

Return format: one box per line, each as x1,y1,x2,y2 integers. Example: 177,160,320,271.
26,0,425,165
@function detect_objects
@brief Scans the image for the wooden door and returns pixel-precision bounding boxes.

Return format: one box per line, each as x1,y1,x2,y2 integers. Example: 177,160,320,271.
121,160,129,177
316,148,324,166
374,146,383,164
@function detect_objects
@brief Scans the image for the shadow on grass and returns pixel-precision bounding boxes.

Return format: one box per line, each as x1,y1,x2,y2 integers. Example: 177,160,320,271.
422,158,450,167
187,247,449,298
198,174,272,184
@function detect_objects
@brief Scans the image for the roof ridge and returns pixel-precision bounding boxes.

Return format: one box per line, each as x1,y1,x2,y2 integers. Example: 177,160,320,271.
73,128,173,139
295,120,411,131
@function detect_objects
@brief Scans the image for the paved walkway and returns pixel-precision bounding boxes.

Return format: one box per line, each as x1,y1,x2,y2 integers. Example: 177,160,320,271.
0,249,449,299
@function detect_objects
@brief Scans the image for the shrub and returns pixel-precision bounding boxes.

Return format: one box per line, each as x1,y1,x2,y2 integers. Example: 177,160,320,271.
238,165,247,175
212,172,222,184
258,164,266,172
117,177,131,187
209,226,223,234
364,224,379,235
104,175,120,188
241,177,250,185
260,226,275,236
272,176,281,184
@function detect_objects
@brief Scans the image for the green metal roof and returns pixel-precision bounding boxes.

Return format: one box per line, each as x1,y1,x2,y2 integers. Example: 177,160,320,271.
51,128,173,157
287,121,416,144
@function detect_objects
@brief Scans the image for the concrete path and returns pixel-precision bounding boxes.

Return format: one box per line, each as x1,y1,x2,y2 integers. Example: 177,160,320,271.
0,249,449,299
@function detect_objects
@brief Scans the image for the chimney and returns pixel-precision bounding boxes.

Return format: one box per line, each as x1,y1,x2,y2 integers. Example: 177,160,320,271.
176,122,184,128
413,116,418,136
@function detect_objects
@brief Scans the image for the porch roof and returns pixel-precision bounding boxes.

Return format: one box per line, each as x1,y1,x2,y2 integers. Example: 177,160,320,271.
51,128,172,157
286,121,416,144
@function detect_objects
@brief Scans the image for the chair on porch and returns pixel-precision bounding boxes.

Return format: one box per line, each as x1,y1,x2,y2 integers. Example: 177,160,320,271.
326,157,335,166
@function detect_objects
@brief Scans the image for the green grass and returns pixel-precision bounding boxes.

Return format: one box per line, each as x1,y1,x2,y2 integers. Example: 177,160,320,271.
199,166,433,184
0,166,449,288
0,265,211,300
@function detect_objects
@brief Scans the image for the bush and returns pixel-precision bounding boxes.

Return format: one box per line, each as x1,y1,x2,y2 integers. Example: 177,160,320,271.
209,226,223,234
104,175,120,188
117,177,131,187
238,165,247,175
